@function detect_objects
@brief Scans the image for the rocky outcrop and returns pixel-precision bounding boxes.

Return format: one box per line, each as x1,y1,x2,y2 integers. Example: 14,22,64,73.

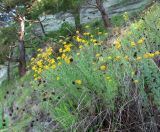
37,0,151,33
0,65,7,85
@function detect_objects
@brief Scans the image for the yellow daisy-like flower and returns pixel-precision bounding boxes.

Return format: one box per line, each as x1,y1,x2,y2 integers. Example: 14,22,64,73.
85,25,89,28
106,76,111,80
136,56,142,61
149,53,155,58
155,51,160,55
115,56,121,61
100,65,107,71
137,38,145,45
107,56,112,60
134,80,139,84
124,55,129,61
98,32,102,35
131,41,136,47
75,80,82,85
59,48,63,53
79,45,83,49
51,65,56,69
58,62,62,66
115,40,121,49
143,53,150,58
76,52,80,56
96,54,101,57
56,76,60,80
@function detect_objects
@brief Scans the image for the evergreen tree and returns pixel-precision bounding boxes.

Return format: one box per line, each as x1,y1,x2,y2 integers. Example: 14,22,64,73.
31,0,85,29
0,0,33,76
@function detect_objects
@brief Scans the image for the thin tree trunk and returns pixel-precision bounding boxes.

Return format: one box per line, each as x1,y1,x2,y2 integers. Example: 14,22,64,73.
38,18,46,36
7,46,13,81
73,9,81,30
96,0,111,29
18,16,26,77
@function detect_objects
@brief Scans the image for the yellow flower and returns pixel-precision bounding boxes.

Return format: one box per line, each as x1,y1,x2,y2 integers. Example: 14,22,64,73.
37,48,41,52
149,53,155,58
123,12,129,21
32,66,36,71
61,54,66,59
31,58,35,61
100,65,107,71
115,56,121,61
134,80,139,84
58,62,62,66
131,41,136,47
57,56,61,60
115,40,121,49
106,76,111,80
56,76,60,80
64,57,70,64
44,65,49,70
124,55,129,61
83,32,90,36
37,60,42,67
96,54,101,57
37,54,41,57
90,35,94,38
76,52,80,56
37,68,42,74
137,38,145,45
76,37,82,42
51,65,56,69
50,59,55,64
155,51,160,55
128,31,132,35
91,39,97,43
59,48,63,53
136,56,142,61
63,47,71,52
98,32,102,35
34,77,38,81
107,56,112,60
85,25,89,28
63,44,72,52
76,31,79,34
144,53,155,58
75,80,82,85
59,39,63,43
143,53,150,58
79,45,83,49
63,42,67,45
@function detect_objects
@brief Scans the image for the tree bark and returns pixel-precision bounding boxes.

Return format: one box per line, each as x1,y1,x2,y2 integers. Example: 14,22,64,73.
18,16,26,77
73,9,81,30
38,18,46,36
96,0,111,29
7,46,13,81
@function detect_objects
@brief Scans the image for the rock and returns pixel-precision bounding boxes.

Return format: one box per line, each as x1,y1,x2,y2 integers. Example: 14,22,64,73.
37,0,151,33
0,65,7,85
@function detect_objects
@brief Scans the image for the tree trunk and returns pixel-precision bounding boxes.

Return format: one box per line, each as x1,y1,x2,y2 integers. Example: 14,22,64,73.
96,0,111,29
7,46,13,81
38,18,46,36
73,9,81,30
18,16,26,77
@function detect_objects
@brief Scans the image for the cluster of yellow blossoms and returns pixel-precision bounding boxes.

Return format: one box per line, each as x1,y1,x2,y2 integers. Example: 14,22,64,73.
31,29,108,82
123,12,129,21
115,37,145,49
31,47,56,80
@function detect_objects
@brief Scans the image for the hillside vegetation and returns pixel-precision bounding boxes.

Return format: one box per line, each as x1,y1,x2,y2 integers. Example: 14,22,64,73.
0,2,160,132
